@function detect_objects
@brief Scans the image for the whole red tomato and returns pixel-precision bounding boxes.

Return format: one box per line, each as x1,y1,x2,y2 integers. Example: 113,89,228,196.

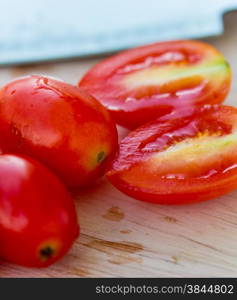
79,40,231,129
0,76,118,187
0,154,79,267
107,105,237,204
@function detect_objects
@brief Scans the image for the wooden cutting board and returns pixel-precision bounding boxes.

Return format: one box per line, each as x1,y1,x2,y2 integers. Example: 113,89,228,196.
1,11,237,278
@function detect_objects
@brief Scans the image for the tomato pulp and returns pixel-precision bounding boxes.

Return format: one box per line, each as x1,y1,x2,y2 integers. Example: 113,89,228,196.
0,76,118,187
107,105,237,204
79,40,231,129
0,154,79,267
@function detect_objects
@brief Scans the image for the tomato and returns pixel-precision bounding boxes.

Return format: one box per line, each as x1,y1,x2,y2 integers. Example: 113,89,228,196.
79,40,231,129
0,154,79,267
107,105,237,205
0,75,118,187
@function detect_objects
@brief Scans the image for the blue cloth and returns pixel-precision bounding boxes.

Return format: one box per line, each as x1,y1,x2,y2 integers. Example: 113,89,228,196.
0,0,237,65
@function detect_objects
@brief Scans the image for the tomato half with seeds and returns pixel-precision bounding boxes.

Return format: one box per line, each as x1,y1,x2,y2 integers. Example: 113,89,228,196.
79,40,231,129
0,154,79,267
0,75,118,187
107,105,237,204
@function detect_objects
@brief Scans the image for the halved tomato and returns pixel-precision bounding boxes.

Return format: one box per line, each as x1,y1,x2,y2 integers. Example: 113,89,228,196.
79,40,231,129
107,105,237,204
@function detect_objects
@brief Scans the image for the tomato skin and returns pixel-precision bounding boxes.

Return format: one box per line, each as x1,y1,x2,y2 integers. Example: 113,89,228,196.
107,105,237,205
0,154,79,267
0,76,118,187
79,40,231,129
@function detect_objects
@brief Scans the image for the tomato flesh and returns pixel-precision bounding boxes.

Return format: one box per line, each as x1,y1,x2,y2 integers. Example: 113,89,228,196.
0,76,118,187
80,40,231,129
0,154,79,267
107,105,237,204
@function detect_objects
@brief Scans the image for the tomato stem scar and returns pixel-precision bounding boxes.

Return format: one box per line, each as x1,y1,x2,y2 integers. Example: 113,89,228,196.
39,245,55,261
97,151,106,163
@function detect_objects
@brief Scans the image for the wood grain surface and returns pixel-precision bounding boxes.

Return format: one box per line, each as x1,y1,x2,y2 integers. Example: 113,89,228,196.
0,11,237,278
